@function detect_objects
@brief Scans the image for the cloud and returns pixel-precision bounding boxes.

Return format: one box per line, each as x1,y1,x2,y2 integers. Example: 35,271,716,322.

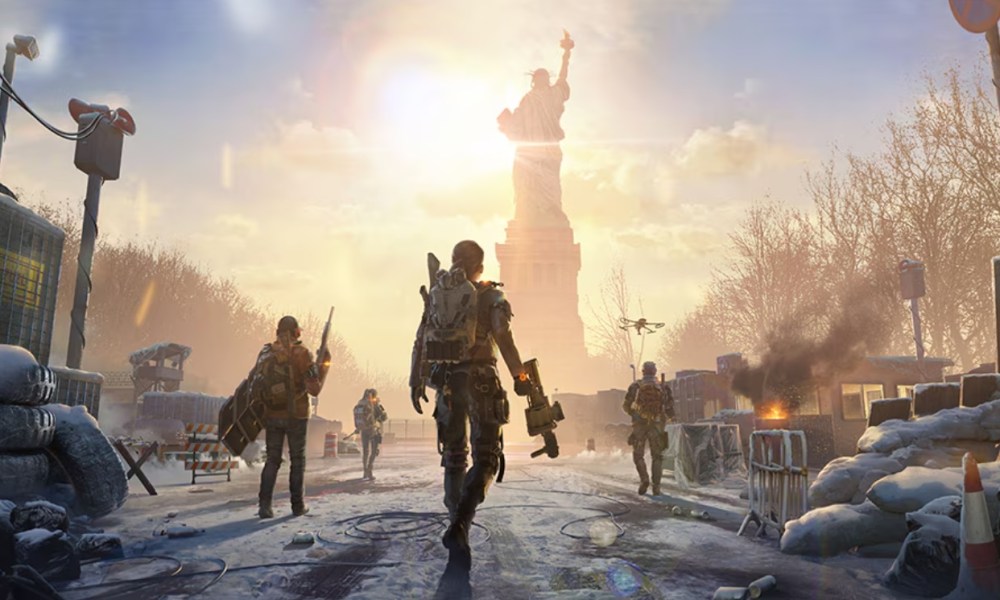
614,222,726,261
214,213,259,238
241,120,366,173
673,120,803,178
286,77,314,102
735,77,763,100
224,0,271,34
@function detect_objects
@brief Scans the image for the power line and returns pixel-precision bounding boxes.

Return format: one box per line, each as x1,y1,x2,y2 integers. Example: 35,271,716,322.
0,73,102,141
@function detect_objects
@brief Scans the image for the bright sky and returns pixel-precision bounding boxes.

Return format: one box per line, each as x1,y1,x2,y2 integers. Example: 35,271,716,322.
0,0,988,377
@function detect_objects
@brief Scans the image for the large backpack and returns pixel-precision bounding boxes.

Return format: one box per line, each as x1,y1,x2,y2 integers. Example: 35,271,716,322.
354,403,371,431
634,381,666,421
422,265,479,365
250,344,294,412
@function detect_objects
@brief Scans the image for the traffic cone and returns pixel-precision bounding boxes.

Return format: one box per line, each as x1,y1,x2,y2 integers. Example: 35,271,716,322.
947,453,1000,599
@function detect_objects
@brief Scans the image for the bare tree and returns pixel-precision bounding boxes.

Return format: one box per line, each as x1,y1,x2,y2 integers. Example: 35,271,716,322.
26,201,384,405
808,66,1000,370
657,301,731,377
586,262,639,372
707,200,829,355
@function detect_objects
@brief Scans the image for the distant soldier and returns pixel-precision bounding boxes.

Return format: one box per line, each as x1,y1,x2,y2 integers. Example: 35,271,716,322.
622,361,674,496
410,240,530,577
252,316,331,518
352,388,387,480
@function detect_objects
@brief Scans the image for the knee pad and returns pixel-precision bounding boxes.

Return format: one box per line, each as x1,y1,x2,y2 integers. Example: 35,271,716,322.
472,444,501,472
441,450,468,470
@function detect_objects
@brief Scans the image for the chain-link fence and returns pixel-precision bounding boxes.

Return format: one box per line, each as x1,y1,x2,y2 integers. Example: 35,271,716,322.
382,419,436,439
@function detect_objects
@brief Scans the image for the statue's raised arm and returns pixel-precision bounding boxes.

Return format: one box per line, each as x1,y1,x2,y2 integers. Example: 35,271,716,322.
558,30,573,85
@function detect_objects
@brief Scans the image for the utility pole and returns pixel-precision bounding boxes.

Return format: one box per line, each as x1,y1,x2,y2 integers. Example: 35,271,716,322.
0,35,39,171
994,258,1000,370
65,99,136,369
899,259,927,367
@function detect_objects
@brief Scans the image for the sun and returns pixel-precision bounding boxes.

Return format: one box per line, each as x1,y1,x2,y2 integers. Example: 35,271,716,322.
371,65,511,187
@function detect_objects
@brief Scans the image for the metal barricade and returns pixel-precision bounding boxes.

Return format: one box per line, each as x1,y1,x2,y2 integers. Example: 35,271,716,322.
737,430,808,539
184,423,238,484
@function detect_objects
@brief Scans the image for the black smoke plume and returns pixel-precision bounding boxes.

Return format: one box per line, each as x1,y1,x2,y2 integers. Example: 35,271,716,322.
731,285,890,414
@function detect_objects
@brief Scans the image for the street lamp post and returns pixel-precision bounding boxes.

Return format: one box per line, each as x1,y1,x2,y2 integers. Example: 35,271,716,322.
0,34,39,171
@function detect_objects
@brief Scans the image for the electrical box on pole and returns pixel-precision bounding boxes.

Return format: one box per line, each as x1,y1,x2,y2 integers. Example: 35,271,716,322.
899,259,926,364
73,113,124,180
899,259,926,300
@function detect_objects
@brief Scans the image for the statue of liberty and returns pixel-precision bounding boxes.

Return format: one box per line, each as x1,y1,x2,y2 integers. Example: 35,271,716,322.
497,31,574,225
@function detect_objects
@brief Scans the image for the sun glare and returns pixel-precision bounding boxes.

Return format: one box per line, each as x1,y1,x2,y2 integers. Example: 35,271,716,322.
374,66,510,186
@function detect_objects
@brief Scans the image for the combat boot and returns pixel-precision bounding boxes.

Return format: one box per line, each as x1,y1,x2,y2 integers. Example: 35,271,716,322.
258,505,274,519
651,484,661,496
292,503,310,517
442,519,472,572
638,480,649,495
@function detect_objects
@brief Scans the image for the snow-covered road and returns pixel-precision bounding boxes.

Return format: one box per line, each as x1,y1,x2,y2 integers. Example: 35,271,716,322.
54,442,924,599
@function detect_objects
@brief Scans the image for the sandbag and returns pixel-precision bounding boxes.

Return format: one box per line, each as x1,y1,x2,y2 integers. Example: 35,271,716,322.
13,529,80,581
884,517,960,598
76,533,124,561
780,500,908,557
10,500,69,533
808,453,903,508
867,467,964,514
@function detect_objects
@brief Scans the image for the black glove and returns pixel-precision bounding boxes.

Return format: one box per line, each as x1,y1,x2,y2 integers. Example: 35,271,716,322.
513,377,532,397
411,385,428,414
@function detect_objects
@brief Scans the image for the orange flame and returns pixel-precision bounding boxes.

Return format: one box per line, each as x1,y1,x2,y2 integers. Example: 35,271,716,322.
762,403,787,420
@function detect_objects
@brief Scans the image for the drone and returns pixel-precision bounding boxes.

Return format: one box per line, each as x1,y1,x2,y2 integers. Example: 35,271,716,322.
619,317,665,335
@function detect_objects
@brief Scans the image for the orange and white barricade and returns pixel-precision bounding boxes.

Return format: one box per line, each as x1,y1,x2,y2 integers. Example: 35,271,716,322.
324,433,339,459
184,422,238,484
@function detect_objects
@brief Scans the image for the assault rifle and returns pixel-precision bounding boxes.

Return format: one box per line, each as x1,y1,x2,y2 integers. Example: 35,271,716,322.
520,359,565,459
317,306,335,380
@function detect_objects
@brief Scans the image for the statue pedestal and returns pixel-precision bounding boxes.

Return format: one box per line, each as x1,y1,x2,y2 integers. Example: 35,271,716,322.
496,219,589,392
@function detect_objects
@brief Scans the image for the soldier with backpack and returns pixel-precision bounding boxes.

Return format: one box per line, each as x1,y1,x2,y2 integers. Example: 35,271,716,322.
409,240,532,587
252,316,331,519
352,388,387,480
623,361,675,496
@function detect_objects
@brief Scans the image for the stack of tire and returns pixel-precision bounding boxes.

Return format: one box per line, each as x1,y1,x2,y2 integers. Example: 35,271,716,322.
0,345,127,518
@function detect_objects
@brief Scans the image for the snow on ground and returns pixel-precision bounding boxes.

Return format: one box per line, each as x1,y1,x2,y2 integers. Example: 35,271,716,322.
53,442,928,599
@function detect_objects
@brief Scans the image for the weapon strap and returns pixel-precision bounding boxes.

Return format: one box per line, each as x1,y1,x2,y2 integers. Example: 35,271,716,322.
496,431,506,483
